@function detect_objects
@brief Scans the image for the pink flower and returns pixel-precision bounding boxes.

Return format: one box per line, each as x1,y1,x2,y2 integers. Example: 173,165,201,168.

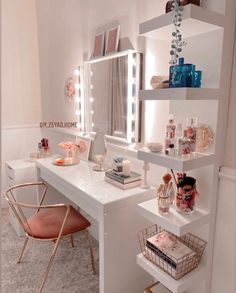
59,141,77,151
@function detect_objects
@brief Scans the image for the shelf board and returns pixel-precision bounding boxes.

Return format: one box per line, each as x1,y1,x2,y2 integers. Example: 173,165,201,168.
139,88,220,101
137,148,215,171
137,254,206,293
139,4,224,40
138,198,210,236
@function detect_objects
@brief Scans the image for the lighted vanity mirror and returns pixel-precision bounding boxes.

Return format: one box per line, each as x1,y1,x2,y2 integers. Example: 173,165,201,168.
84,50,142,143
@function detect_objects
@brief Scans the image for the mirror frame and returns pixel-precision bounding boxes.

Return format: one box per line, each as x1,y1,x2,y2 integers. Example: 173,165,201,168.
84,49,142,143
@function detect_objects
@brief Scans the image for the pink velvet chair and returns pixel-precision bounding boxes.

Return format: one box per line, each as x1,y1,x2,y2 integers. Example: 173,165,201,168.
4,182,96,293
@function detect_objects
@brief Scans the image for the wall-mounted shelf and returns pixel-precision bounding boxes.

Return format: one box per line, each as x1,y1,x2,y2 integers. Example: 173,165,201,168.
139,4,224,41
138,198,210,236
137,253,206,293
137,148,215,171
139,88,220,101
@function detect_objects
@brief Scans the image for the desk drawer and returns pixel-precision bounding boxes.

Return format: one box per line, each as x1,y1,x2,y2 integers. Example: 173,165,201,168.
6,164,15,185
6,174,15,187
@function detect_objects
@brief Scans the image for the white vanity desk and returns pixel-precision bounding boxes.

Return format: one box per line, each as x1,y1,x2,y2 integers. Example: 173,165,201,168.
36,156,155,293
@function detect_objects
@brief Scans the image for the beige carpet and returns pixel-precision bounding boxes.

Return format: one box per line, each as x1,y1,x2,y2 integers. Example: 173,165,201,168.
1,208,99,293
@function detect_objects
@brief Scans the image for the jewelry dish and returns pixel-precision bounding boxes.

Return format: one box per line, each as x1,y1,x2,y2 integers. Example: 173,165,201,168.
52,157,80,166
147,142,163,152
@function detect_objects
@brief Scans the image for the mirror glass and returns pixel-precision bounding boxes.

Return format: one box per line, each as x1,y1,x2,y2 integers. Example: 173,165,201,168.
84,51,142,143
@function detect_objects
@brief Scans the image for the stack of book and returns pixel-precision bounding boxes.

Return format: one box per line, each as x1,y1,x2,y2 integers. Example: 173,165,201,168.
146,231,196,273
105,170,142,190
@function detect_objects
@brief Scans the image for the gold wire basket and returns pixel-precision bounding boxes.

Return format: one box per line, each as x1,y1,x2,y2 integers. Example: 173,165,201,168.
138,225,207,280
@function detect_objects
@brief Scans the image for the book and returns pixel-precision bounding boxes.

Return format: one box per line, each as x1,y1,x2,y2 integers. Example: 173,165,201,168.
146,231,195,268
105,170,142,184
105,177,141,190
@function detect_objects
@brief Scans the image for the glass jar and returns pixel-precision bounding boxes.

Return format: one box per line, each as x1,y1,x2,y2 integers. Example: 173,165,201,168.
158,194,171,214
175,185,197,214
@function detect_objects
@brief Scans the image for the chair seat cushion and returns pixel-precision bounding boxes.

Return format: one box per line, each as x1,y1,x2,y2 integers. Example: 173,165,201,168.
24,206,90,239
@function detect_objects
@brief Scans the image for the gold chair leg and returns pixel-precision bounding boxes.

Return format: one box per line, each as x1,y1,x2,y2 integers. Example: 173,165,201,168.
17,238,29,264
70,235,75,248
85,230,96,275
39,238,61,293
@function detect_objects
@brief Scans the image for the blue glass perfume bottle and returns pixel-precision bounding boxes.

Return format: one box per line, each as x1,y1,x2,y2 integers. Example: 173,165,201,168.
192,70,202,88
169,58,195,88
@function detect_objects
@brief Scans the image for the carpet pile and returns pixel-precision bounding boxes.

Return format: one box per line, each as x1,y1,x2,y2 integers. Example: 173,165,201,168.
1,208,99,293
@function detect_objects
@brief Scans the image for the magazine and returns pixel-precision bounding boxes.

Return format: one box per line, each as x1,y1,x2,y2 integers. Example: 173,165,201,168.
146,231,196,268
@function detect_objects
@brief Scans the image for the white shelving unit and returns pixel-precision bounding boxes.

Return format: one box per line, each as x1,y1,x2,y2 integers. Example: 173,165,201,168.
139,4,224,40
137,148,215,171
138,198,210,236
136,2,236,293
137,254,206,293
139,88,220,101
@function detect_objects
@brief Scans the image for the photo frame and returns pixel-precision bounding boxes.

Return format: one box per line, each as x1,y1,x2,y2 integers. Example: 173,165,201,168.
92,32,105,58
64,77,76,102
76,136,91,161
105,25,120,55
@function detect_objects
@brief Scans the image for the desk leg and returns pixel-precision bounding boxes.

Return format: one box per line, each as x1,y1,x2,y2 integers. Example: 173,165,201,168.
99,203,153,293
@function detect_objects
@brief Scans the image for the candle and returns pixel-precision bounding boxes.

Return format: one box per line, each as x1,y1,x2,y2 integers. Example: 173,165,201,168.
123,160,131,176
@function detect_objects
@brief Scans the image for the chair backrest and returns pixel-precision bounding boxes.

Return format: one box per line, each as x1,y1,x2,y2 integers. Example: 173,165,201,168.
4,182,70,239
3,182,49,236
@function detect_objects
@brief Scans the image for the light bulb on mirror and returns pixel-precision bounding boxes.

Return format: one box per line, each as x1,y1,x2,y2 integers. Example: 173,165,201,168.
93,132,108,172
74,69,80,76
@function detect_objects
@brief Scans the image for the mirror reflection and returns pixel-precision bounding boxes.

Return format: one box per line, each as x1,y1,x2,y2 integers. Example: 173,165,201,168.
85,51,142,143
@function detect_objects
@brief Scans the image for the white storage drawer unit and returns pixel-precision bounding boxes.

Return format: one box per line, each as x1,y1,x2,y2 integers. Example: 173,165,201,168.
5,159,39,236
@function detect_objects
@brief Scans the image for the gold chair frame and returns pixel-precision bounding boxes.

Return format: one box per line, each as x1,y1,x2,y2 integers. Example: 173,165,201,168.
4,182,96,293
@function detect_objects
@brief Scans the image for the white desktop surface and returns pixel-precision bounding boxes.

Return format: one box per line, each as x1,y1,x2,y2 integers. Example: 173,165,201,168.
36,156,150,212
36,156,155,293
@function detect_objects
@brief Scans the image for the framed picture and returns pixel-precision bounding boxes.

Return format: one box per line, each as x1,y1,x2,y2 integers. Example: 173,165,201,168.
105,25,120,55
76,136,91,161
64,77,76,102
92,32,105,58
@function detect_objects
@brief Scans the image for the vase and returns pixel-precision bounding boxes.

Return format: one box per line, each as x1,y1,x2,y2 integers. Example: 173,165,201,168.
169,58,195,88
165,0,200,13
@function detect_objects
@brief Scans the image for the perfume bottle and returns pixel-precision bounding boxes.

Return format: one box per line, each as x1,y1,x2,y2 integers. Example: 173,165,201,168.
165,114,176,151
169,58,195,88
38,142,44,158
41,138,50,157
192,70,202,88
186,117,197,152
178,130,194,156
173,122,183,156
